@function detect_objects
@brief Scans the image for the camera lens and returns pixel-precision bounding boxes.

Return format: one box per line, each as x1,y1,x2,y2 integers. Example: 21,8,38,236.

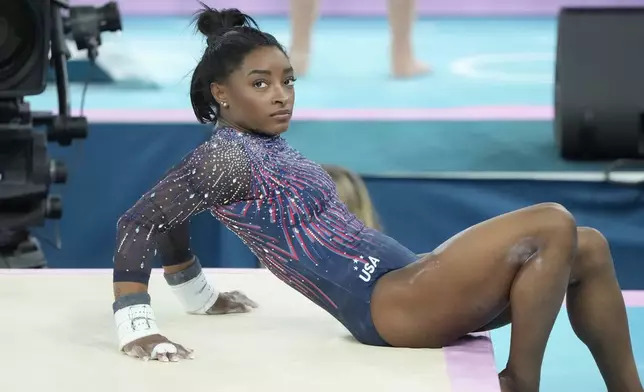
0,1,42,91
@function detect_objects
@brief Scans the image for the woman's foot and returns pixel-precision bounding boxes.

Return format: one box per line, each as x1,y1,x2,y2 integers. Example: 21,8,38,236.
391,56,430,78
498,368,537,392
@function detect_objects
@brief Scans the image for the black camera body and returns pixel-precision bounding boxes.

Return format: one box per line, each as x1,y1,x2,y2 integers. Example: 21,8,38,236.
0,0,122,229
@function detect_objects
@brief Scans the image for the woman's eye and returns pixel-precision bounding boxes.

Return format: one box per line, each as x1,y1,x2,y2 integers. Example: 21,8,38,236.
253,80,268,88
285,77,297,86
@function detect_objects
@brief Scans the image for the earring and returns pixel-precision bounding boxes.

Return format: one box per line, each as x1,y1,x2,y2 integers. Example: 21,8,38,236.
220,102,228,108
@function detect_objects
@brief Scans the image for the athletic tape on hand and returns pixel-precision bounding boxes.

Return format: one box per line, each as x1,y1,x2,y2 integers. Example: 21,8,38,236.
114,304,161,350
169,271,220,314
151,342,178,359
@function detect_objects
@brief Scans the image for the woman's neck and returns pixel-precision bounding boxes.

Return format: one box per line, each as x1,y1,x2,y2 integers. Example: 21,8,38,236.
216,117,276,138
216,118,250,133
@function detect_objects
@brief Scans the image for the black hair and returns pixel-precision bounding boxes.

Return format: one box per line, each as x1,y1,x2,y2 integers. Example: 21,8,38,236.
190,3,286,124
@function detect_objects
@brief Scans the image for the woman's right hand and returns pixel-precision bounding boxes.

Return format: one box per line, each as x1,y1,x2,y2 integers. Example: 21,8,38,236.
122,334,194,362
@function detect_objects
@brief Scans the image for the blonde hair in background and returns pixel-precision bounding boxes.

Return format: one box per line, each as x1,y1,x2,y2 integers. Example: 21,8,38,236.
322,165,381,231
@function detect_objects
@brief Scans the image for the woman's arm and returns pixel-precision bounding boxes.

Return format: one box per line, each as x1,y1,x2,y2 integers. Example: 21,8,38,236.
158,221,195,267
111,138,252,358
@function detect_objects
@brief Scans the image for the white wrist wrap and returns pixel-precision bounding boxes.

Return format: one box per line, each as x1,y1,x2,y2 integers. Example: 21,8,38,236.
113,304,161,351
170,270,220,314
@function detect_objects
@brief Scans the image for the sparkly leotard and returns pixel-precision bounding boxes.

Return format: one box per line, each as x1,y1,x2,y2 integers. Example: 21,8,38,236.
113,127,419,345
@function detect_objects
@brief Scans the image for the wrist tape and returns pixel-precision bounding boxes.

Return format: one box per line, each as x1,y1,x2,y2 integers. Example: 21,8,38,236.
112,293,161,350
164,256,219,314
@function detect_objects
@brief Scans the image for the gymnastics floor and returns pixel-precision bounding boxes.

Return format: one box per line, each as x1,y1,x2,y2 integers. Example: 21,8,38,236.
26,15,644,391
0,269,498,392
1,269,643,391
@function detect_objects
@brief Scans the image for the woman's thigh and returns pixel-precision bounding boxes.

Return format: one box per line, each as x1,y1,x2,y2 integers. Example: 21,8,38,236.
370,202,576,348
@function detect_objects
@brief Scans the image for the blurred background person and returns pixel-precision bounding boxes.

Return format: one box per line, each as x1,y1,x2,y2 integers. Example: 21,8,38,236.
322,164,382,230
288,0,430,78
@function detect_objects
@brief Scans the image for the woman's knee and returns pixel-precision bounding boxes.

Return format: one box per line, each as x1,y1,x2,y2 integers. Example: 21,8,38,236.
572,227,614,281
577,227,609,253
531,202,577,238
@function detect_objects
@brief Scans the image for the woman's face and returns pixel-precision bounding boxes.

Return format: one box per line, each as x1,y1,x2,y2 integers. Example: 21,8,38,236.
212,46,296,135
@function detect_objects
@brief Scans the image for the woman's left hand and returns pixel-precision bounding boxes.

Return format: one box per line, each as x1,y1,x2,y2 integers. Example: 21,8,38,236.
206,290,259,314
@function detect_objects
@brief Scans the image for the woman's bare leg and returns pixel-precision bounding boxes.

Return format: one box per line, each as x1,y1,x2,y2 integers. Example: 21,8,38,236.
288,0,318,76
371,203,578,391
476,227,643,391
386,0,430,78
567,228,643,391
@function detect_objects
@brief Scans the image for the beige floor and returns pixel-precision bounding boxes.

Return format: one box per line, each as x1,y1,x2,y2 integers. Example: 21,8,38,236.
0,269,453,392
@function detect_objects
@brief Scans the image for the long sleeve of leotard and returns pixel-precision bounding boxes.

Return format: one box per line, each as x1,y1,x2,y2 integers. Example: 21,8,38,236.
112,137,252,284
156,221,194,266
150,160,195,267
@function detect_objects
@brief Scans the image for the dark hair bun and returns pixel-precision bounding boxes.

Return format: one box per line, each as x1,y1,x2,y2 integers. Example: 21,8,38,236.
194,3,259,41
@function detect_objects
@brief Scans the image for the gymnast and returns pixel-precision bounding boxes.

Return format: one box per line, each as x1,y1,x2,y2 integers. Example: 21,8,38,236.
111,6,643,392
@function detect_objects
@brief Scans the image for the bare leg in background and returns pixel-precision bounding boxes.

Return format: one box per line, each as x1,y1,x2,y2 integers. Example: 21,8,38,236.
386,0,430,77
288,0,429,78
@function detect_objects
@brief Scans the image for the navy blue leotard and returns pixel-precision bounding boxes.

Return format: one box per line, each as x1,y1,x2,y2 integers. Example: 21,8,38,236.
113,127,419,345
